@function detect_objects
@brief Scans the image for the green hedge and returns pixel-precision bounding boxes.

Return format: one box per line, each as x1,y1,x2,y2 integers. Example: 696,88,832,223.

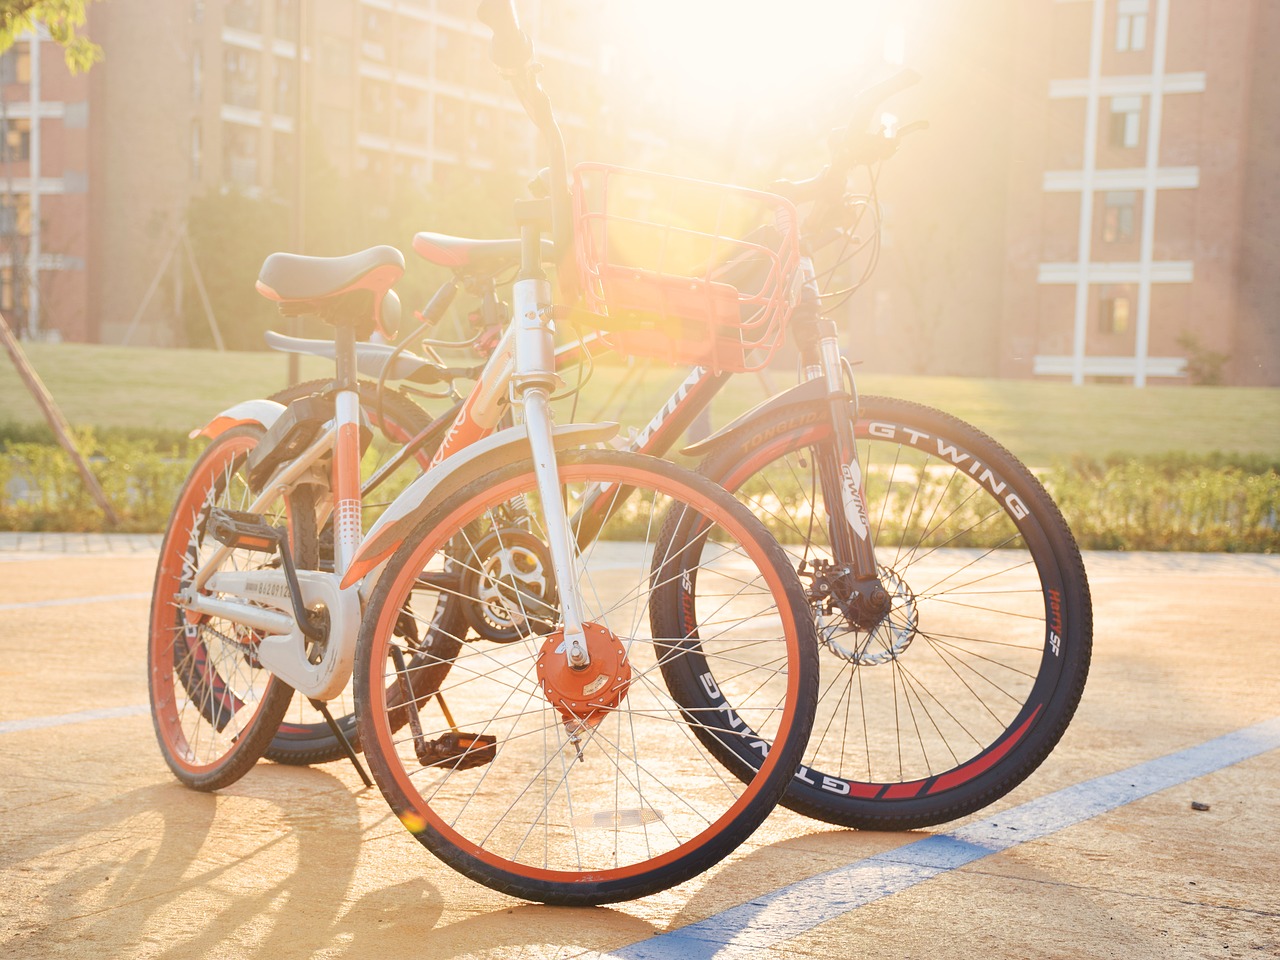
2,436,1276,552
0,431,195,533
1041,454,1279,553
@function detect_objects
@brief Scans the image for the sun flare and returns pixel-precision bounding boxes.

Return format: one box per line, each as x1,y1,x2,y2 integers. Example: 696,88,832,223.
597,0,900,120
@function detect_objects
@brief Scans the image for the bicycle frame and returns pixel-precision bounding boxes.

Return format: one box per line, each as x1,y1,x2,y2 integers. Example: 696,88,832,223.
177,324,369,701
178,227,625,700
348,253,879,585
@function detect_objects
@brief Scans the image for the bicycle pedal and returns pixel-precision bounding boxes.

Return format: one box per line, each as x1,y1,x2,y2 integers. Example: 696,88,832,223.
414,731,497,770
207,508,281,553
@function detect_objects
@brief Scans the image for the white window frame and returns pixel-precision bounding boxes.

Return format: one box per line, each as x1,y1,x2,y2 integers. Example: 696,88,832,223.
1110,96,1142,149
1117,0,1149,53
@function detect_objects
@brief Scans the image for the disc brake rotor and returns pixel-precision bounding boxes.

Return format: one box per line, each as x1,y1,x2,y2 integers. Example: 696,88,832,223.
821,566,919,665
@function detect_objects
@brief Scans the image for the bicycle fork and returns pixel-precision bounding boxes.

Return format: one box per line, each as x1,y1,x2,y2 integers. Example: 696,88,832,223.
510,261,592,669
796,256,891,630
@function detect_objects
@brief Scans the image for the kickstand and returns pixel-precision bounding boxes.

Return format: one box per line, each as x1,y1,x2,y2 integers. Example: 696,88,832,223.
309,697,373,788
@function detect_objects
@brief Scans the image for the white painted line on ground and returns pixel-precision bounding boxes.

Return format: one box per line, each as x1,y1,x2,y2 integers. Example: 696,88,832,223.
605,716,1280,960
0,592,150,611
0,704,151,735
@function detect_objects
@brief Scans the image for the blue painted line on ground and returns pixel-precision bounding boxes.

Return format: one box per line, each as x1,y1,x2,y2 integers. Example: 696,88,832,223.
0,592,149,612
0,704,151,735
606,716,1280,960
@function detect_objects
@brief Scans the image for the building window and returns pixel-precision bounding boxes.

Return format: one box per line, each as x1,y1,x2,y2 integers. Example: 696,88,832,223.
0,265,22,312
437,27,465,81
360,79,391,136
191,120,203,179
274,0,298,43
435,96,461,151
224,49,260,109
1099,292,1132,335
0,194,31,237
274,58,295,115
357,149,388,178
2,118,31,162
320,37,347,78
192,47,203,100
1102,191,1137,242
362,10,388,63
225,0,261,33
1109,96,1142,148
397,88,427,144
397,21,428,76
273,130,295,196
1116,0,1149,53
223,123,259,187
0,45,31,85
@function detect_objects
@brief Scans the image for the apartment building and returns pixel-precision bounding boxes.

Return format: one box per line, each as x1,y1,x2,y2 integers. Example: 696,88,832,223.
4,0,1277,386
3,0,601,346
1000,0,1279,385
0,33,91,341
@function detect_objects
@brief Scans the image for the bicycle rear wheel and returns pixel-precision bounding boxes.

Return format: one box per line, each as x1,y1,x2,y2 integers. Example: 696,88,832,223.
148,425,317,791
671,395,1092,830
355,450,818,904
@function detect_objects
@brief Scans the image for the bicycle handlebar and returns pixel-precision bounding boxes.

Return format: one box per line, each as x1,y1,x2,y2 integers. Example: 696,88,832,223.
769,68,924,235
839,67,921,144
477,0,533,72
475,1,575,292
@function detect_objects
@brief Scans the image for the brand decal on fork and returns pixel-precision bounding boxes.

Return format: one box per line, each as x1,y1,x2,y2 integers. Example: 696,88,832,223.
839,461,870,540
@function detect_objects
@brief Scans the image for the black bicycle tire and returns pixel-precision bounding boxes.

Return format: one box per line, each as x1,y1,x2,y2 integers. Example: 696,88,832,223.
665,394,1092,830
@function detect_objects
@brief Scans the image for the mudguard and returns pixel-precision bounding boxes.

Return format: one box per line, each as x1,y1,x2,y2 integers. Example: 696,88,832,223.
340,421,620,589
680,378,832,459
190,399,288,440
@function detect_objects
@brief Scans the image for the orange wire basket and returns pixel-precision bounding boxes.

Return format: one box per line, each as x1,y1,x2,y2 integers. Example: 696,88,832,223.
572,163,801,373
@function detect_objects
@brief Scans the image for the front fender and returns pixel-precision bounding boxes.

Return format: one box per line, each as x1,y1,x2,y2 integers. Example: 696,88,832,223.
679,378,831,460
341,421,620,589
189,399,288,440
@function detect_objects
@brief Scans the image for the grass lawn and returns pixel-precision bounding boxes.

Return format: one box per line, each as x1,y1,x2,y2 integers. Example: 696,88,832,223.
3,341,1279,464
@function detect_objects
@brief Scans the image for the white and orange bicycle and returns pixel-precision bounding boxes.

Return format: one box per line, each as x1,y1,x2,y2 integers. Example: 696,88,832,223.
148,0,821,906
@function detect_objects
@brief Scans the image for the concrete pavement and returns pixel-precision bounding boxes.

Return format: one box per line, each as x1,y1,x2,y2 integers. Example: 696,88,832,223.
1,540,1277,959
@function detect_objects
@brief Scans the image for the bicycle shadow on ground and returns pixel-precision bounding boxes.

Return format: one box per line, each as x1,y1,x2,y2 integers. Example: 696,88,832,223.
2,763,373,960
325,893,656,960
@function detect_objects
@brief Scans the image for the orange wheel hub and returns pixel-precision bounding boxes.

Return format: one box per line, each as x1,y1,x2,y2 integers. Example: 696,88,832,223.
537,622,631,724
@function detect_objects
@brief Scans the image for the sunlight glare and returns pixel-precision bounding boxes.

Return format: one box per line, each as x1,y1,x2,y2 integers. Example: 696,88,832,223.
599,0,893,119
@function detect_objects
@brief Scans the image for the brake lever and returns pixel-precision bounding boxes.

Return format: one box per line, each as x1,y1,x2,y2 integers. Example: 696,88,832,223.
897,120,930,140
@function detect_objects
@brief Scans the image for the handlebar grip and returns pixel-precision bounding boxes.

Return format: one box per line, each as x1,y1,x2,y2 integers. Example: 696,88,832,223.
477,0,533,71
846,67,921,133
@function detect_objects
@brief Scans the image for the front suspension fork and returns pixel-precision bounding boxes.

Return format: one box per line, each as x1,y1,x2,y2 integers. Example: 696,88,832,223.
812,331,890,626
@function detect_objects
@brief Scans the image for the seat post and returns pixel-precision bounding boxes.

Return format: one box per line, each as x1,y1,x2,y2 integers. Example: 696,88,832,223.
331,319,363,577
333,321,358,394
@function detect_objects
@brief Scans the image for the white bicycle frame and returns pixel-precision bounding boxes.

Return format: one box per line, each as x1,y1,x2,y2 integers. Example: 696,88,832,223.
176,272,607,698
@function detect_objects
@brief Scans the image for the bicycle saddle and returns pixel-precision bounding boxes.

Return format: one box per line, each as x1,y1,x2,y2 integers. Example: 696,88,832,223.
256,246,405,303
413,232,554,273
257,245,405,337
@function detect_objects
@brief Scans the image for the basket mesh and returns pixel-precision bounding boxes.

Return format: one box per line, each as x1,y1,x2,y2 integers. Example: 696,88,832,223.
573,163,800,373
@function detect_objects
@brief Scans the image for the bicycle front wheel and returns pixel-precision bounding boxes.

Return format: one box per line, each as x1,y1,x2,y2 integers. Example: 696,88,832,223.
355,449,818,905
681,395,1092,830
